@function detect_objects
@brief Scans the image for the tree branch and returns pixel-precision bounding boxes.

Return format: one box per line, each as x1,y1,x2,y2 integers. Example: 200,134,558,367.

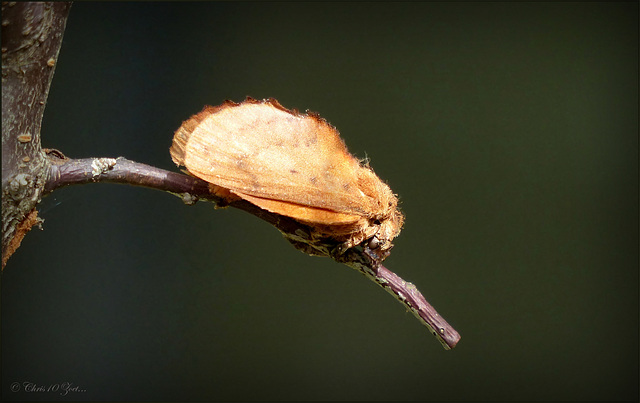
42,153,460,349
2,2,72,268
43,154,221,205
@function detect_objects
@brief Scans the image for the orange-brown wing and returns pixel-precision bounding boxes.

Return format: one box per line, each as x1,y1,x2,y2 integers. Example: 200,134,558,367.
236,192,363,226
170,98,379,217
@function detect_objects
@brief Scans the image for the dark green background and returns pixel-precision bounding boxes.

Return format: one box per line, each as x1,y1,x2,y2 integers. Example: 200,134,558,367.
3,2,638,401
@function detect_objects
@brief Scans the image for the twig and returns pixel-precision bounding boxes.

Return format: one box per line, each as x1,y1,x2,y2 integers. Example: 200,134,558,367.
44,155,219,204
374,264,460,349
334,245,460,349
43,154,460,349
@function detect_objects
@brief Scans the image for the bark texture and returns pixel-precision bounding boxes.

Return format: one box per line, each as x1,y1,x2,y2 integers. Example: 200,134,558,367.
1,2,71,268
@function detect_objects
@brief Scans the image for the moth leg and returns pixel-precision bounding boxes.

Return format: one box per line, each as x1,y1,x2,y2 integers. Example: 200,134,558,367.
330,238,359,258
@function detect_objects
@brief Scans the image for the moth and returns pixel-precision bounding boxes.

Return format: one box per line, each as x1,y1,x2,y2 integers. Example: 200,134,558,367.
170,97,404,262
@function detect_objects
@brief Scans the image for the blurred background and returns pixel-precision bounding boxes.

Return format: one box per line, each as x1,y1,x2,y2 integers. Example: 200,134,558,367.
2,2,637,401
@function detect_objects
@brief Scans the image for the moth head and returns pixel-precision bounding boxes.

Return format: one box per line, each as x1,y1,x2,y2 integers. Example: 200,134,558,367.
365,201,404,262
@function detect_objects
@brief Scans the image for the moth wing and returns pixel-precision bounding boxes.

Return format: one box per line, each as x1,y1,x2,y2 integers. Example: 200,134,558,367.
236,192,364,227
171,99,377,216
